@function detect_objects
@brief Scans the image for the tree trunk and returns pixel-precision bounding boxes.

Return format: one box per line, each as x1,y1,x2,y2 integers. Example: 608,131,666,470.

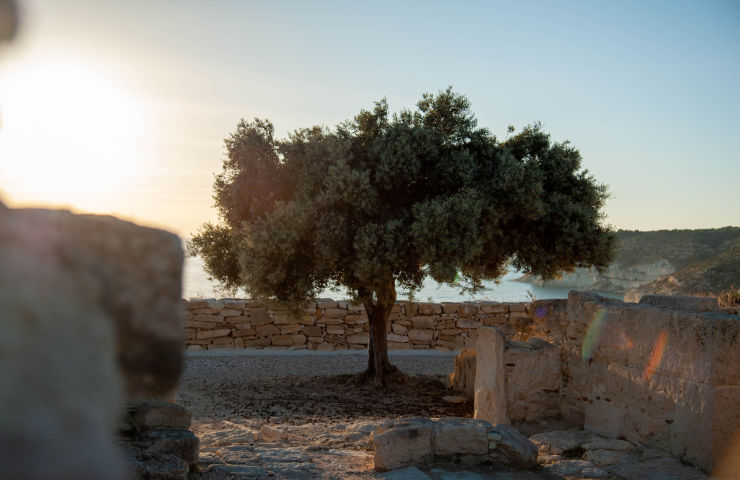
362,278,403,386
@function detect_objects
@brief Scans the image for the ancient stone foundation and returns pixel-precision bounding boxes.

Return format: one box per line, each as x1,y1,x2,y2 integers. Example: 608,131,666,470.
460,292,739,476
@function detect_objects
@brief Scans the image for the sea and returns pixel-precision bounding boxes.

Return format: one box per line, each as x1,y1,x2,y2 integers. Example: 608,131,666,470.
182,256,612,303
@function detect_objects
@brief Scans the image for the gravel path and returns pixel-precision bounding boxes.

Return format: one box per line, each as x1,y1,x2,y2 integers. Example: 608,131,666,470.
181,350,457,385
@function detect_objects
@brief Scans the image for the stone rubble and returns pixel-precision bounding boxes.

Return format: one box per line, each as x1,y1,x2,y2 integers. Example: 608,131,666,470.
120,401,200,480
373,418,537,472
531,428,708,480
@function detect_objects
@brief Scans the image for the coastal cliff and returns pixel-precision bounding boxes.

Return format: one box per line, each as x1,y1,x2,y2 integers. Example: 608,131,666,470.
522,227,740,298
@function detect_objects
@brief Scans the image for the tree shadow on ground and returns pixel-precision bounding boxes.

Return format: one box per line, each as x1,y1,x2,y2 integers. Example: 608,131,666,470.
191,374,473,424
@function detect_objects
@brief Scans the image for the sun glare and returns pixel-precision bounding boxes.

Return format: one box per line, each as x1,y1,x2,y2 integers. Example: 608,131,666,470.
0,57,146,210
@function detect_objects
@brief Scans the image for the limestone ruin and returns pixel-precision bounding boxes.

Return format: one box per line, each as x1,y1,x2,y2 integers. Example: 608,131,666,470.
452,292,739,477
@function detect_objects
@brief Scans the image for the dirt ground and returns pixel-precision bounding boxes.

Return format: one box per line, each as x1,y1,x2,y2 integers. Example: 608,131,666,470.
176,352,555,479
175,352,706,480
180,372,472,424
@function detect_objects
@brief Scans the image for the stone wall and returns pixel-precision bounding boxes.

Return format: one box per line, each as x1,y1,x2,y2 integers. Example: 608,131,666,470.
183,298,569,352
560,291,739,473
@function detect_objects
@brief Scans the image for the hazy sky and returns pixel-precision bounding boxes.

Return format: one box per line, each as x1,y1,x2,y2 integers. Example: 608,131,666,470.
0,0,738,236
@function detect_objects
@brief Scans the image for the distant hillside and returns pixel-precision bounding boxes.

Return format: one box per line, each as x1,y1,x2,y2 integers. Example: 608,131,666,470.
523,227,740,296
614,227,740,270
625,239,740,300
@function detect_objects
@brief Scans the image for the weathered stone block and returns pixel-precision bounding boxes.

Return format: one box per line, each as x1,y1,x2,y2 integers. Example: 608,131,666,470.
271,335,294,346
392,324,407,335
348,333,369,345
374,419,433,471
412,316,435,329
433,418,489,456
415,303,434,315
480,302,507,314
144,429,200,466
255,324,280,337
408,329,433,341
487,424,538,467
323,308,347,318
223,300,247,310
318,318,344,325
279,324,302,334
509,303,527,312
249,309,271,326
387,333,409,343
475,327,509,425
225,315,250,325
196,328,231,339
232,328,256,337
297,314,315,326
130,401,191,430
242,338,270,347
1,207,187,479
442,302,460,314
326,325,345,335
345,314,368,324
504,339,561,422
450,348,476,398
186,300,209,309
272,312,299,325
186,320,219,329
457,318,482,329
193,314,224,323
303,326,323,337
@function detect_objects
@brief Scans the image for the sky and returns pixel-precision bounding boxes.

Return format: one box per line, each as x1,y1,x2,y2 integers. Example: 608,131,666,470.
0,0,738,237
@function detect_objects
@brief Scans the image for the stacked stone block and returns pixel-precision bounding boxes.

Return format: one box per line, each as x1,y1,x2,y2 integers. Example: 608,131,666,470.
184,298,570,352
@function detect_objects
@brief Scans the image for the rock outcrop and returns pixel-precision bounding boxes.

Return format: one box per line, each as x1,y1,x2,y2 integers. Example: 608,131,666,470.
0,206,188,479
120,401,200,479
373,417,537,471
524,227,740,297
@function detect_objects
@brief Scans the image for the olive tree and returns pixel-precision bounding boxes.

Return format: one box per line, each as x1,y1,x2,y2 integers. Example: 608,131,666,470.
188,88,614,385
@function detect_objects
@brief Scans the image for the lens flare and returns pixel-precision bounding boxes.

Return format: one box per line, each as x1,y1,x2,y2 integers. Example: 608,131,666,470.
535,306,547,318
642,330,668,383
581,308,608,361
614,330,634,350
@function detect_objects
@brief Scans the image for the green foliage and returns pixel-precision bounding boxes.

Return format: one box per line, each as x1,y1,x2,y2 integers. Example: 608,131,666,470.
186,223,241,291
188,88,615,308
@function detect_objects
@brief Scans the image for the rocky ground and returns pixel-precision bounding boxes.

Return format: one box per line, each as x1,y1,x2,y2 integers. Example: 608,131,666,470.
176,351,709,480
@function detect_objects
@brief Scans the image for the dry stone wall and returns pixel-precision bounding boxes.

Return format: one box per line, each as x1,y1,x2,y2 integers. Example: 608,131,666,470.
184,298,569,352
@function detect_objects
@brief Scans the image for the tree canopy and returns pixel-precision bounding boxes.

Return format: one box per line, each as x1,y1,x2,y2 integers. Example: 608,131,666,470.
188,88,614,383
